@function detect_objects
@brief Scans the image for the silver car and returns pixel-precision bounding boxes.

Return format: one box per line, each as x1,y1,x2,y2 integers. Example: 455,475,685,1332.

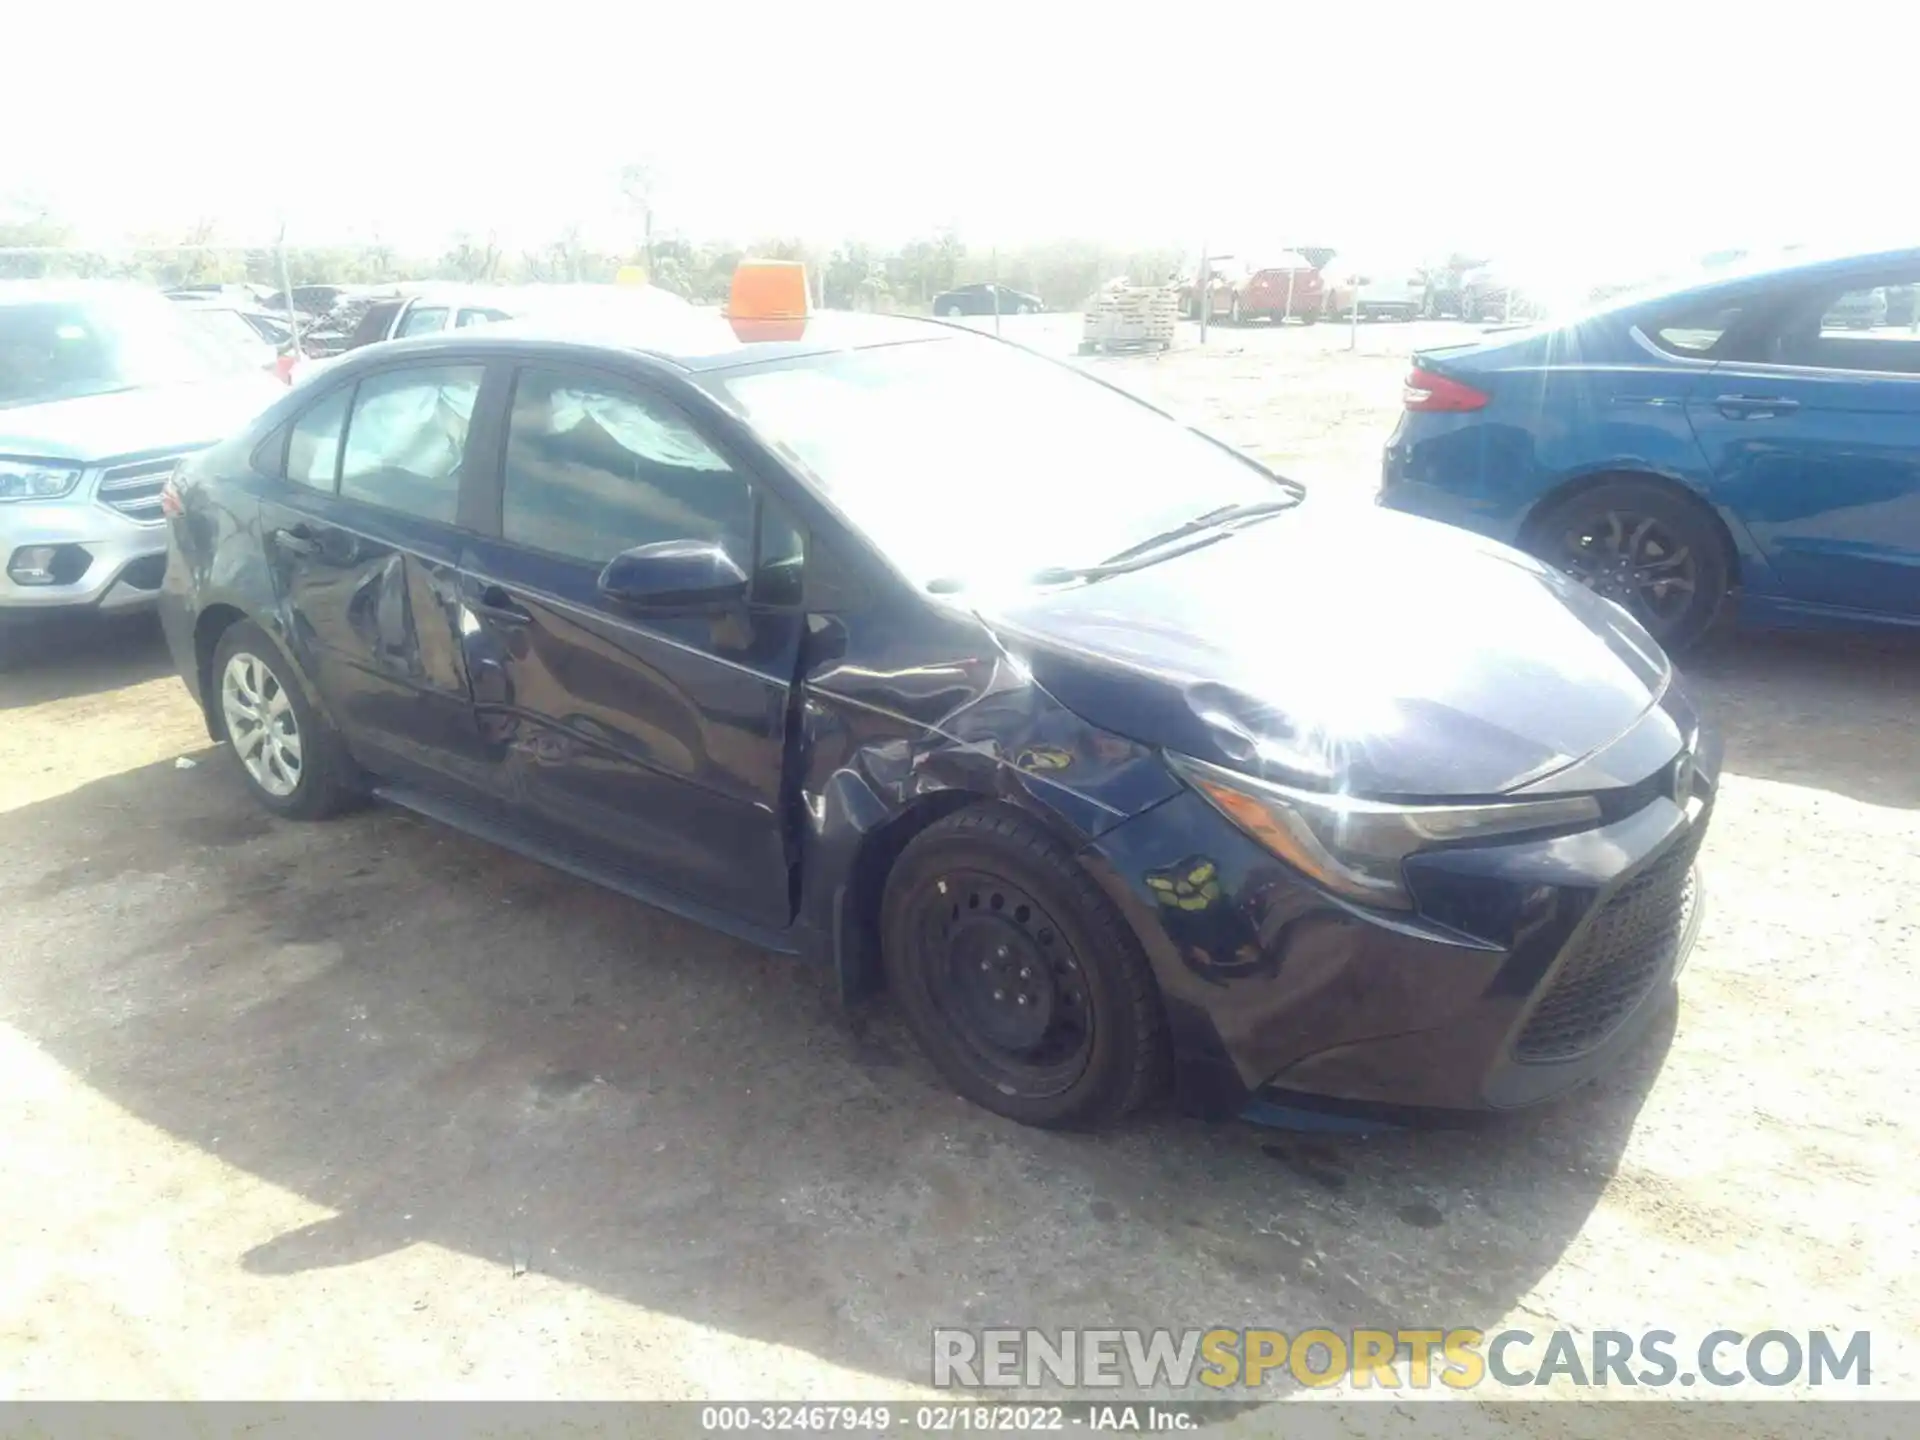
1,282,281,642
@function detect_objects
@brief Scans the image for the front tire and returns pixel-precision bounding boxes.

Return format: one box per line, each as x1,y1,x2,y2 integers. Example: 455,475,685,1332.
881,806,1168,1129
212,620,359,819
1524,481,1730,649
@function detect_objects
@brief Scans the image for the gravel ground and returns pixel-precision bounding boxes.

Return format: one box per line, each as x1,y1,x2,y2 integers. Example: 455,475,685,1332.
1,318,1915,1429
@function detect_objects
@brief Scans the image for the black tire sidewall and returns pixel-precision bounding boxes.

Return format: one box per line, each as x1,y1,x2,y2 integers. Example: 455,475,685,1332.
881,819,1156,1129
211,620,345,819
1529,481,1730,650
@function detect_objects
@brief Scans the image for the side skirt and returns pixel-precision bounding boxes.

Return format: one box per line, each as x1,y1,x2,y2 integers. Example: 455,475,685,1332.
372,780,807,958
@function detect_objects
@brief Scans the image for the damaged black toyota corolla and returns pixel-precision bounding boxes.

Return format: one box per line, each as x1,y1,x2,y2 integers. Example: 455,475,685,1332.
158,304,1716,1130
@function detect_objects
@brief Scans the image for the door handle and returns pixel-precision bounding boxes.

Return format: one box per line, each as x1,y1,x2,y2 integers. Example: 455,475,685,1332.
471,584,533,625
1715,394,1800,419
272,526,319,556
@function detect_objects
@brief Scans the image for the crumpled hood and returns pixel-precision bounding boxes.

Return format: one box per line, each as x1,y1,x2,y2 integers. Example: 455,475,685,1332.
0,377,282,464
979,506,1672,800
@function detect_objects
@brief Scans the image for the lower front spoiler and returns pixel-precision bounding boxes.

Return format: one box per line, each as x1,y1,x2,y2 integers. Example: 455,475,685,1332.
1082,785,1712,1127
1241,981,1685,1133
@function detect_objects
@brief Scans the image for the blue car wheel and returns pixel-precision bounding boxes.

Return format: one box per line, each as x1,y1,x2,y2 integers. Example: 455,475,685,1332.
1525,480,1731,648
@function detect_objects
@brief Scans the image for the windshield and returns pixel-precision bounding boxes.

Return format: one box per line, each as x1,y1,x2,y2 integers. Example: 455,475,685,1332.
712,337,1290,588
0,293,259,409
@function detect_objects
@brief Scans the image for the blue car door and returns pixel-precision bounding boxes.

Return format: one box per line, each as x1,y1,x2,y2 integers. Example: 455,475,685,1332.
454,359,805,929
256,358,498,793
1685,268,1920,619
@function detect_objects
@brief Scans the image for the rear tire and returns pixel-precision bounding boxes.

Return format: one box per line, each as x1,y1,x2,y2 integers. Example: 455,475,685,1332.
1524,481,1730,650
212,620,361,820
881,806,1168,1129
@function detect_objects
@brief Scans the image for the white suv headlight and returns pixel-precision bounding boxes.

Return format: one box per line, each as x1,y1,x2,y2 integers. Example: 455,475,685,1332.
1167,752,1602,910
0,460,83,502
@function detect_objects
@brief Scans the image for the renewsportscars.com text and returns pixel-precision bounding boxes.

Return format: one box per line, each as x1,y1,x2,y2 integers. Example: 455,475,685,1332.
932,1327,1871,1391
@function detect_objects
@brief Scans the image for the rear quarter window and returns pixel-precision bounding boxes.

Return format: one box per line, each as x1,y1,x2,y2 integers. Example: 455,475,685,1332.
1647,298,1747,357
287,385,350,491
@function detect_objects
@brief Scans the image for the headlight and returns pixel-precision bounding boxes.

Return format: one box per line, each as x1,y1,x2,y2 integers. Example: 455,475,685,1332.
0,460,83,502
1168,752,1602,910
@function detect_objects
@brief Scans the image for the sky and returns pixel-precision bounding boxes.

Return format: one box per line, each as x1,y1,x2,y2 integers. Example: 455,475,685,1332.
7,0,1916,298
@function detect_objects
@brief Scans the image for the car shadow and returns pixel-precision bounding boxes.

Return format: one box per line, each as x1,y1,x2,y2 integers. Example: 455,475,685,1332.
1684,625,1920,809
3,752,1673,1397
0,614,173,710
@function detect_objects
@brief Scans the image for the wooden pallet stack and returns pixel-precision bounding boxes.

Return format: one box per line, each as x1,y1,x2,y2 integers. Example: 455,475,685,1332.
1079,284,1179,354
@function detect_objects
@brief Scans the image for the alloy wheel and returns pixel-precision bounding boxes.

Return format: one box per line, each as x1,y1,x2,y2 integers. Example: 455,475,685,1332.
221,651,303,798
1555,509,1699,630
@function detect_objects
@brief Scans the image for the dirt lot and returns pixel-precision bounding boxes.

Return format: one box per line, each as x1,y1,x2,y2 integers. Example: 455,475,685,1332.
3,318,1916,1424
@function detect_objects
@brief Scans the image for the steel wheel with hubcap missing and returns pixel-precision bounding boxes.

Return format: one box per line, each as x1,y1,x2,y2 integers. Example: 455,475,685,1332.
1527,480,1729,648
222,650,302,797
881,806,1168,1128
907,866,1094,1100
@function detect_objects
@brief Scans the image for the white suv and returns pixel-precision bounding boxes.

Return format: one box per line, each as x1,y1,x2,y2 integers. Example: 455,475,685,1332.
0,282,280,642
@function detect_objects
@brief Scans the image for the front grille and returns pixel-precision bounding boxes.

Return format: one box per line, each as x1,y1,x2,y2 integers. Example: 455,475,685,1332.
1513,822,1705,1063
95,457,181,523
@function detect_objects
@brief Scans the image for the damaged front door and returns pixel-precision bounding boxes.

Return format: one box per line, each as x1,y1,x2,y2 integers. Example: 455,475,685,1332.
456,362,807,928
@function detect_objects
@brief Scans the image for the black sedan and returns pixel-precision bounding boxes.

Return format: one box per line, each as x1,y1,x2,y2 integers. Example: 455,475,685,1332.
932,283,1044,317
157,303,1714,1129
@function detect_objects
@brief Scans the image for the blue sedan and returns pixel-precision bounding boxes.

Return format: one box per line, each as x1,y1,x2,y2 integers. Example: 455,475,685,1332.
1379,247,1920,646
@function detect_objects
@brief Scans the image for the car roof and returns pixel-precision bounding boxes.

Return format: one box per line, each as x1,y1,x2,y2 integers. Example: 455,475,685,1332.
390,283,523,305
1602,245,1920,317
348,306,962,374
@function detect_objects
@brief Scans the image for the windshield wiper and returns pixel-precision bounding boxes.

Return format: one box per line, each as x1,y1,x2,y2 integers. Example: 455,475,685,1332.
1028,496,1301,587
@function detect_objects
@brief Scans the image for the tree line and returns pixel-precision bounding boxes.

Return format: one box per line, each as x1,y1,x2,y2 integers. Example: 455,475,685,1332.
1,205,1183,313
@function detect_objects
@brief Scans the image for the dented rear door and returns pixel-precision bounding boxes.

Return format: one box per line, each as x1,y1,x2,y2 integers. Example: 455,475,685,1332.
261,359,494,793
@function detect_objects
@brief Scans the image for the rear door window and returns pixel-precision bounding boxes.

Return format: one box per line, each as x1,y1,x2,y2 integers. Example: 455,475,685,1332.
338,364,483,523
1761,272,1920,374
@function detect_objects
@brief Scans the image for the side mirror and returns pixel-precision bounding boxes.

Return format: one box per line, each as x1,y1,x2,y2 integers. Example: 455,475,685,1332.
597,539,748,609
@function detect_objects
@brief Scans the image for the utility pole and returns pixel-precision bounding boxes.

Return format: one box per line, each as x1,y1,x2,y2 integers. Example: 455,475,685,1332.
991,246,1001,337
1198,242,1209,344
273,221,302,357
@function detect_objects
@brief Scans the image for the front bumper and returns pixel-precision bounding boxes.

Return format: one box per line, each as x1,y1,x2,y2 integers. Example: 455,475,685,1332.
1352,300,1420,319
0,470,174,619
1084,702,1717,1120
